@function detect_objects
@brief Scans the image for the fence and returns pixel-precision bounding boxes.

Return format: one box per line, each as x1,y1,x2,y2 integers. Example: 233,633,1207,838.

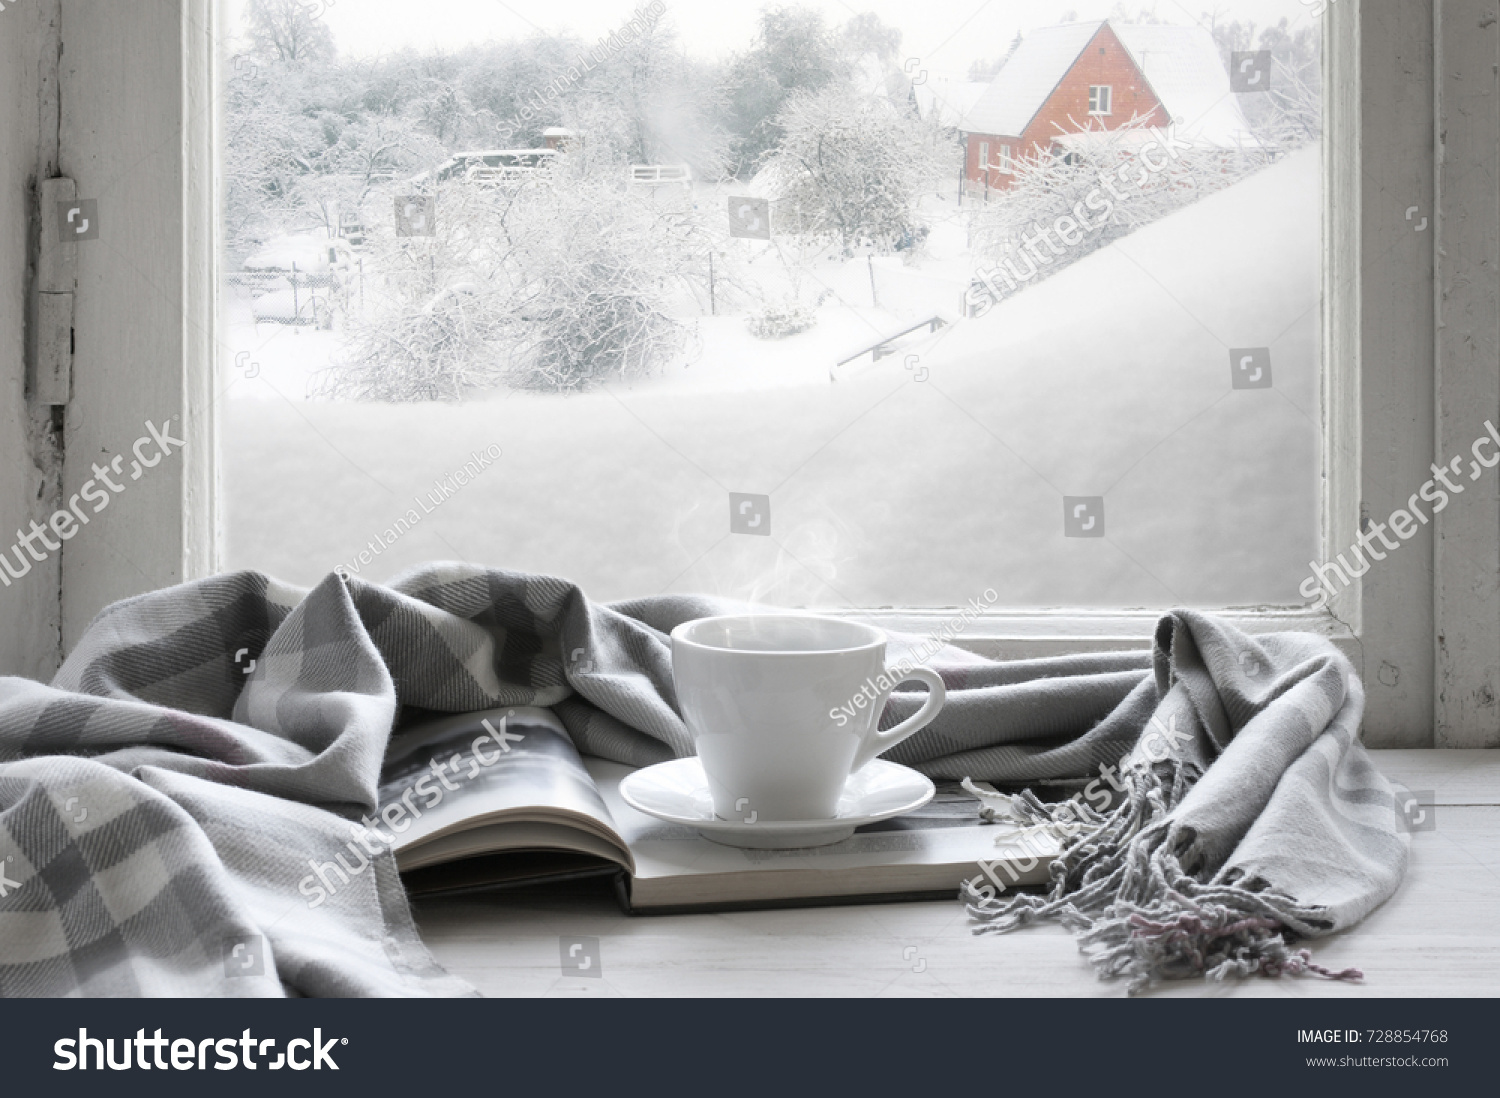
227,262,349,328
629,164,693,186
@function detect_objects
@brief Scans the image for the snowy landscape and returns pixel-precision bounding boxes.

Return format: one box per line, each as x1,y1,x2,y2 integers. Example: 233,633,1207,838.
221,0,1323,609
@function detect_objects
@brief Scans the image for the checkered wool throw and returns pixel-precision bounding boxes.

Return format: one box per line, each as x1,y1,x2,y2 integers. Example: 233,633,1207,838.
0,564,1407,995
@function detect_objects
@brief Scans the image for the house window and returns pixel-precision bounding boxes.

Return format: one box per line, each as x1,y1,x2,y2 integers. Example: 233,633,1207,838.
996,144,1014,174
1089,85,1112,115
978,141,989,181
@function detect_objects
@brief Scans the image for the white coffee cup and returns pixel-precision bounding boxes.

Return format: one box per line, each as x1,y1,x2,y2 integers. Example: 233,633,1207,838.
670,614,947,822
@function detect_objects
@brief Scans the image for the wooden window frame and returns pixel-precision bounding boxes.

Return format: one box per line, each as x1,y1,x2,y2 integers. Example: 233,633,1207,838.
53,1,1497,747
1089,85,1113,116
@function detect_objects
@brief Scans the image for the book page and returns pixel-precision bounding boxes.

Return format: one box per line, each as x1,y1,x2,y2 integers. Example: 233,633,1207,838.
380,707,631,872
399,821,629,873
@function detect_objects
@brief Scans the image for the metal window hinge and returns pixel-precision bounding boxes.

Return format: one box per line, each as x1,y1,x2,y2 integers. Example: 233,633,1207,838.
34,177,76,406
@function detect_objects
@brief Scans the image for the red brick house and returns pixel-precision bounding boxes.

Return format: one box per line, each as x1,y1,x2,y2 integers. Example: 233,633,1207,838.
961,19,1260,194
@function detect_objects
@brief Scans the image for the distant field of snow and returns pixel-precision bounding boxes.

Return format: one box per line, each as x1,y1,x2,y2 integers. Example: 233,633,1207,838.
224,146,1321,610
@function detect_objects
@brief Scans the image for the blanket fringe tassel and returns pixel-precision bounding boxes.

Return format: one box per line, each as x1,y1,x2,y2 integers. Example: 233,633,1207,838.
962,762,1365,995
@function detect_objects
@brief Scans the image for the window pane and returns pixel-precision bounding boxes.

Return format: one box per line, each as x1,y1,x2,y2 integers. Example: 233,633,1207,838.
219,0,1323,609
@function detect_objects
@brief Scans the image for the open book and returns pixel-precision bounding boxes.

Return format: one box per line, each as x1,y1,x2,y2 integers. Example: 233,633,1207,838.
382,707,1057,913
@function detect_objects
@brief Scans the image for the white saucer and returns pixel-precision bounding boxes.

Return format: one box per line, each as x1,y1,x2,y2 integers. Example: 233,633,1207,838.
618,758,935,849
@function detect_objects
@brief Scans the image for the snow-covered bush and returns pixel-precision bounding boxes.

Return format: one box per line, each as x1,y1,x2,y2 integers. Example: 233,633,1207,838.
965,118,1270,313
1252,51,1320,152
763,84,957,255
500,176,700,391
319,165,705,399
746,298,817,340
315,181,507,400
321,288,506,401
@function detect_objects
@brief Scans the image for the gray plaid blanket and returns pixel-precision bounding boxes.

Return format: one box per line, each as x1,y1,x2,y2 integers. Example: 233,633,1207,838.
0,564,1407,996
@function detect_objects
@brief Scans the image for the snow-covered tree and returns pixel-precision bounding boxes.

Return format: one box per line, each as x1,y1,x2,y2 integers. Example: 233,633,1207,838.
1207,16,1321,150
968,52,1008,82
560,18,730,183
1252,19,1321,148
763,84,957,254
245,0,335,63
288,113,445,240
1108,3,1168,25
838,13,902,64
223,52,445,255
718,6,847,174
223,59,300,249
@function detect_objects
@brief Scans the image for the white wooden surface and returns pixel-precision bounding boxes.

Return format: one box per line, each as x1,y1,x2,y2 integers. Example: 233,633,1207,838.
0,0,64,680
414,750,1500,997
57,0,219,651
851,607,1359,663
1434,2,1500,747
1352,0,1439,746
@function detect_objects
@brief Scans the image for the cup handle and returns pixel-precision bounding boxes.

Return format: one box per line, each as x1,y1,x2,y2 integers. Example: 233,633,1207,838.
850,665,946,773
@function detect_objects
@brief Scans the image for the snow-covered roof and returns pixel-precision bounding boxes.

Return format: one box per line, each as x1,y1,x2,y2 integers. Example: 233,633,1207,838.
913,78,991,130
445,148,559,159
1112,23,1261,148
964,21,1102,138
963,20,1260,149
